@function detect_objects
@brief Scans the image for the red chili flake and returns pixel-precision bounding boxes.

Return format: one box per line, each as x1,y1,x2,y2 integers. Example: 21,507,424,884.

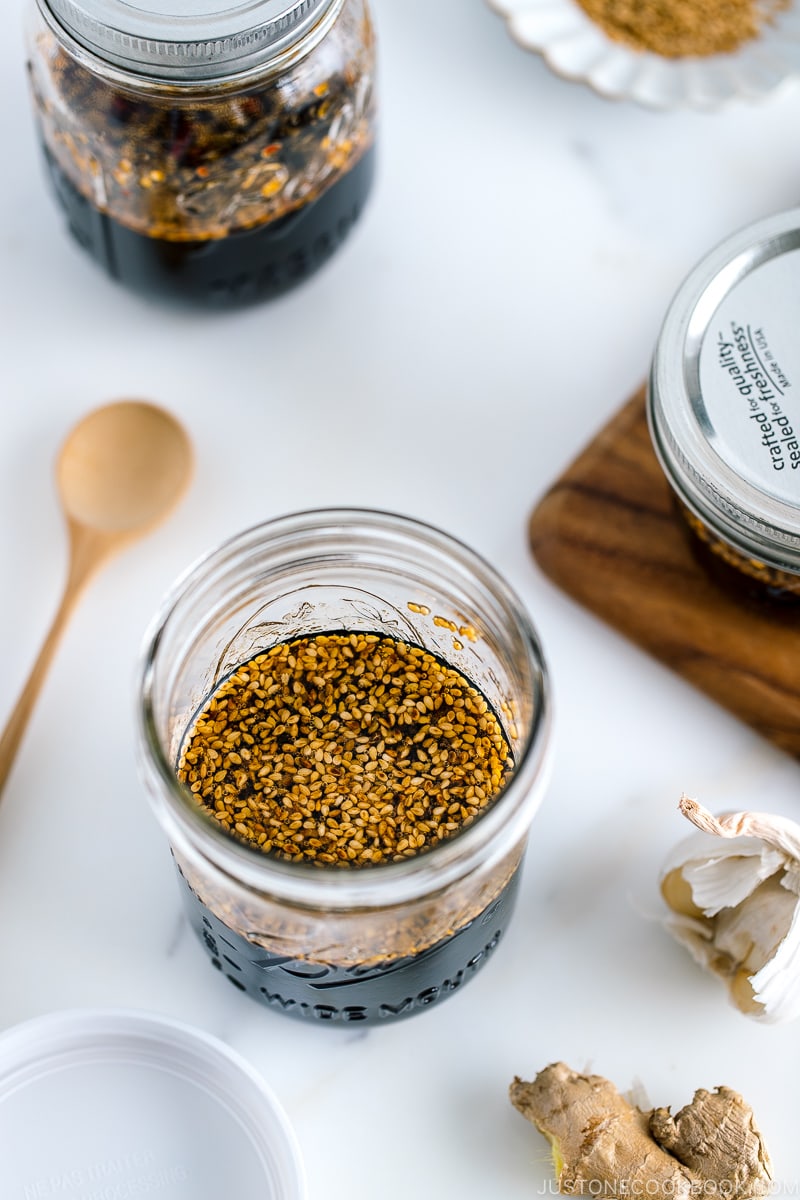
261,142,281,157
166,111,196,165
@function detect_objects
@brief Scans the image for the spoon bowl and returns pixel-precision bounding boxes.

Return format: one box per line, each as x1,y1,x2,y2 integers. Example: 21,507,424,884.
0,399,193,799
57,400,193,535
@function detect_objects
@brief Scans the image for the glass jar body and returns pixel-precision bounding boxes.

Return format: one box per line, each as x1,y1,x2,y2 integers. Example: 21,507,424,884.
137,510,551,1025
174,841,526,1024
26,0,377,306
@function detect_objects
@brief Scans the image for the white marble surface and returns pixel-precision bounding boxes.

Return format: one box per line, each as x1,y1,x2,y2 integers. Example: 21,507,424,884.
2,0,800,1196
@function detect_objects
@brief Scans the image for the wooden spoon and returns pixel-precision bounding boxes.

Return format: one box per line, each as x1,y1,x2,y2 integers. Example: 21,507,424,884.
0,399,193,797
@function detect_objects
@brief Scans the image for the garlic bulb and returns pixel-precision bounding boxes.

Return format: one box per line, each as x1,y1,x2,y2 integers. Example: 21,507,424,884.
661,794,800,1023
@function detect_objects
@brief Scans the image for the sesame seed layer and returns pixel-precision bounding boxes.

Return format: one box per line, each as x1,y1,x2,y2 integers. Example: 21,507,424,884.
178,631,512,866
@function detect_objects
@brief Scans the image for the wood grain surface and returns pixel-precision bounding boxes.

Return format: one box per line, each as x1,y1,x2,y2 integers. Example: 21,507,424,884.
528,386,800,758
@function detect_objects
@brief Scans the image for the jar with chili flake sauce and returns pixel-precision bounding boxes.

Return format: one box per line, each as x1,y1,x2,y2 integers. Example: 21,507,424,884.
136,509,552,1025
25,0,376,305
648,207,800,604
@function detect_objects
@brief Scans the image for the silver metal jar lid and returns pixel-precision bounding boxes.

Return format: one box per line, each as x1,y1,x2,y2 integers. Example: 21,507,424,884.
648,207,800,575
39,0,339,81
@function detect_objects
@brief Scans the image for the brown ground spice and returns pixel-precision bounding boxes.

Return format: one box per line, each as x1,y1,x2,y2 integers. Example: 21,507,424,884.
574,0,790,58
177,632,512,867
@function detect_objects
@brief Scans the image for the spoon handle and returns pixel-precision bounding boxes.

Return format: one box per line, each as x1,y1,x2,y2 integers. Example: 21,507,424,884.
0,522,117,800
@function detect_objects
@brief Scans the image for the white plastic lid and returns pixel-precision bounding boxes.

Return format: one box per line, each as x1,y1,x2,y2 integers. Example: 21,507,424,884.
0,1009,306,1199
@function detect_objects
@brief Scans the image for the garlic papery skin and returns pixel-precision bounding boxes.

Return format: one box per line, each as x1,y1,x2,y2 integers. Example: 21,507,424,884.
661,795,800,1023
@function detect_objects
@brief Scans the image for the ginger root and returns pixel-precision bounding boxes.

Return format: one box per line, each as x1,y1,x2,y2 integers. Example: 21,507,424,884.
510,1063,772,1199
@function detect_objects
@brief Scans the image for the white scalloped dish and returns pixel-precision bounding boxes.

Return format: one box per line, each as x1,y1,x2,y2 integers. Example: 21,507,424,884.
488,0,800,110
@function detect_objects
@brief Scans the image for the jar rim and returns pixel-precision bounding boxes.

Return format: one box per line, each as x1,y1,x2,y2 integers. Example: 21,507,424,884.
648,206,800,576
136,508,552,909
36,0,342,83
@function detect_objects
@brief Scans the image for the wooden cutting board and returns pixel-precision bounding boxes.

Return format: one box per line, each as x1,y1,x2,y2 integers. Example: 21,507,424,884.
528,385,800,758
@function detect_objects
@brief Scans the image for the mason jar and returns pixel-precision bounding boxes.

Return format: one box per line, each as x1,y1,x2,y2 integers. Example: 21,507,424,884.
137,509,551,1025
648,208,800,603
25,0,376,306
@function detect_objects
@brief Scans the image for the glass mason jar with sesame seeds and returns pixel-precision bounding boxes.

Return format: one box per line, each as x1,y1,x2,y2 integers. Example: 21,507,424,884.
25,0,376,305
137,509,552,1025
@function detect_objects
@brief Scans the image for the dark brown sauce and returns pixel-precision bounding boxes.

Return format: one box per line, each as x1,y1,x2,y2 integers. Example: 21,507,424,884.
42,141,375,307
673,496,800,612
179,863,520,1025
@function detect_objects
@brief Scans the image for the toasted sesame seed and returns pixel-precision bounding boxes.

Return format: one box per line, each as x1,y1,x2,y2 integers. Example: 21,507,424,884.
177,632,512,867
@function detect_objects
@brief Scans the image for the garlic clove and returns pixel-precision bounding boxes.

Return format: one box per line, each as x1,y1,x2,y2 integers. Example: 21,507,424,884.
662,831,784,915
661,796,800,1023
713,875,795,968
661,866,704,919
728,968,761,1016
682,847,785,914
748,897,800,1022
